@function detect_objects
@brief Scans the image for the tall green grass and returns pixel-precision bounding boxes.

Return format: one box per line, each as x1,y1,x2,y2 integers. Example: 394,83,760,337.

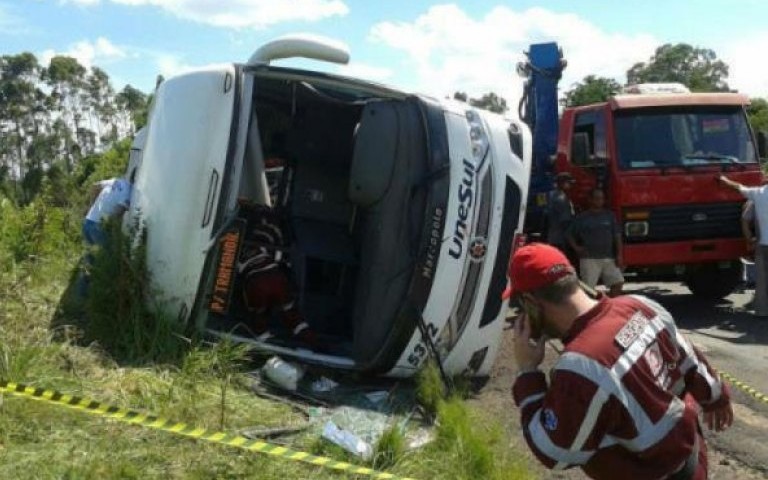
84,219,187,365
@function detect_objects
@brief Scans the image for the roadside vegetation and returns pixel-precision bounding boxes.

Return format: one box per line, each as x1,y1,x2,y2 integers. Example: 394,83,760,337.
0,134,532,479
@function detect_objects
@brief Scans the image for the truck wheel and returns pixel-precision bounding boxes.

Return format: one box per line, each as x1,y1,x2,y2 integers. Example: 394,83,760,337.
684,263,741,300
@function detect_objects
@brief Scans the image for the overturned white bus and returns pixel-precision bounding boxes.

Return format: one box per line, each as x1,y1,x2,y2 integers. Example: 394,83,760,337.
126,35,531,377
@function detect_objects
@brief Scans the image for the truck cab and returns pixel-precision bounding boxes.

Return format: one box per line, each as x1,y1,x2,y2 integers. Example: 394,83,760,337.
126,35,532,377
556,85,763,297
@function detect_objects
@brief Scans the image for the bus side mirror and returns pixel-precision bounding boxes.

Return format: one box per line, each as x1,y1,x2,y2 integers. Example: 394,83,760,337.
572,132,591,165
758,131,767,161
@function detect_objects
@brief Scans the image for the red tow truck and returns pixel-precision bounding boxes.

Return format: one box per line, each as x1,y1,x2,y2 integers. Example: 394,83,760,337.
520,43,767,298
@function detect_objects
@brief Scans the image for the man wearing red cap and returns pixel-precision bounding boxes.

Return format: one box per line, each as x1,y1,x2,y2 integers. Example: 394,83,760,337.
509,243,733,480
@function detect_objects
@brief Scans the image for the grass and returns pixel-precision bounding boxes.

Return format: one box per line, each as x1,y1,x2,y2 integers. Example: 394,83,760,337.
0,209,535,479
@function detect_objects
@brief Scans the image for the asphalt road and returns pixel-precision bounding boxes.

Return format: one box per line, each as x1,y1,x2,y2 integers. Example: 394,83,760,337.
624,281,768,478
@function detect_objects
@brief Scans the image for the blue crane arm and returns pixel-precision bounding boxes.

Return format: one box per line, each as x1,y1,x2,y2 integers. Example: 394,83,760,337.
518,42,566,234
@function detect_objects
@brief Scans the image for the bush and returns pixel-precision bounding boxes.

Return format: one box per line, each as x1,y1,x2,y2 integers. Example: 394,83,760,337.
416,361,446,419
85,219,187,365
373,424,406,471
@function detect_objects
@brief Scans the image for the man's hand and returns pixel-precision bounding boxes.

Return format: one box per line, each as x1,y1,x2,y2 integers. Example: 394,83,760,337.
718,175,743,192
513,314,545,372
704,402,734,432
615,254,625,269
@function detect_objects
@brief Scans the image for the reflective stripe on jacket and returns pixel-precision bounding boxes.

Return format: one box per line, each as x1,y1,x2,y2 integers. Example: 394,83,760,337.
513,295,729,480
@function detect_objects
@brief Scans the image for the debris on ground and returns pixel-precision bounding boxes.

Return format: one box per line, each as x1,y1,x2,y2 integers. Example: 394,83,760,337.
243,356,437,453
311,376,339,393
322,420,374,459
262,356,305,391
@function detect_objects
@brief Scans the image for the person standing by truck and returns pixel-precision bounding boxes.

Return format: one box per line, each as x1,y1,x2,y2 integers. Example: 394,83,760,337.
742,200,758,289
546,172,576,256
510,243,734,480
719,175,768,316
567,188,624,296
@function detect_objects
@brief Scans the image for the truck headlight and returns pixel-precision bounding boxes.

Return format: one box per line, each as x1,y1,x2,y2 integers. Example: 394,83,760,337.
466,110,489,162
625,221,649,237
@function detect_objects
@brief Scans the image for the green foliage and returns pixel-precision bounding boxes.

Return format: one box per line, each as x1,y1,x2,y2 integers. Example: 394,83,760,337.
453,91,468,102
373,425,406,470
0,184,80,271
564,75,621,107
78,137,132,187
435,399,495,477
416,361,446,418
116,85,150,130
385,397,530,480
748,97,768,135
627,43,730,92
1,50,149,206
85,219,187,365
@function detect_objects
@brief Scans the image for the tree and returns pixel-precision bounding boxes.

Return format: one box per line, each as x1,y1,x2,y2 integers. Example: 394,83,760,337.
0,53,44,199
0,50,143,204
451,91,508,114
43,56,88,170
626,43,730,92
470,92,507,114
564,75,621,107
84,67,116,144
748,98,768,134
116,85,149,131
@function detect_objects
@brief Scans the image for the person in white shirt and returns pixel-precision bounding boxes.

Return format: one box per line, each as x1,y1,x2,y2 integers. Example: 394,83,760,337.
719,175,768,316
742,201,758,289
82,171,134,248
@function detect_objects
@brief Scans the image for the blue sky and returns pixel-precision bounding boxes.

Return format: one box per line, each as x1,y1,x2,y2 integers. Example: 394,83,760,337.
3,1,767,104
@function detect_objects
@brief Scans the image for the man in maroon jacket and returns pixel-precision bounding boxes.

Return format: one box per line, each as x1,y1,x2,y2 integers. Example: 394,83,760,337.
510,243,733,480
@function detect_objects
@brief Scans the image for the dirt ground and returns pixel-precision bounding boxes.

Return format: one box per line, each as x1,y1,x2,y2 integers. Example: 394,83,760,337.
471,281,768,479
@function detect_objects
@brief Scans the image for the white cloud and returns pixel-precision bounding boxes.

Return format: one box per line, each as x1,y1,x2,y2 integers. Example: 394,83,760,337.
369,5,658,108
0,4,28,34
153,53,195,78
336,62,393,82
722,32,768,98
60,0,349,29
60,0,101,5
41,37,128,69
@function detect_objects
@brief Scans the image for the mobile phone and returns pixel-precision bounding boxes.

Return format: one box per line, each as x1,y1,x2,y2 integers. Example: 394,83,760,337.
521,297,543,340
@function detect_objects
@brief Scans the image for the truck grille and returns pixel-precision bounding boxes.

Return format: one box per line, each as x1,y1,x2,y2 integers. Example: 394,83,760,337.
626,202,743,243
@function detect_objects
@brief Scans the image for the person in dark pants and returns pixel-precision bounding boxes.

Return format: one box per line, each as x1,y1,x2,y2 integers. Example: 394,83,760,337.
78,172,135,297
547,172,576,252
510,243,733,480
567,188,624,297
546,172,576,257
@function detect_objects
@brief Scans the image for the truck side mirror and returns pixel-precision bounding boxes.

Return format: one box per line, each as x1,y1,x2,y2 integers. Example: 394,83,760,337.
571,132,591,166
758,131,767,161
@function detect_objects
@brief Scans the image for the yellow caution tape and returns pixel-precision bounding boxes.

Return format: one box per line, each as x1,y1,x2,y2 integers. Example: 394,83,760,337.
0,380,415,480
720,371,768,405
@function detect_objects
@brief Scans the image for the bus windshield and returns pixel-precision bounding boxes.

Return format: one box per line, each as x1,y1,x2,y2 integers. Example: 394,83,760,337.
614,106,758,169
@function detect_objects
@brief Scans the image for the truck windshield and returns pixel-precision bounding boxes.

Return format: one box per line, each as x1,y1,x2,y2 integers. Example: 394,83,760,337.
614,106,758,169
